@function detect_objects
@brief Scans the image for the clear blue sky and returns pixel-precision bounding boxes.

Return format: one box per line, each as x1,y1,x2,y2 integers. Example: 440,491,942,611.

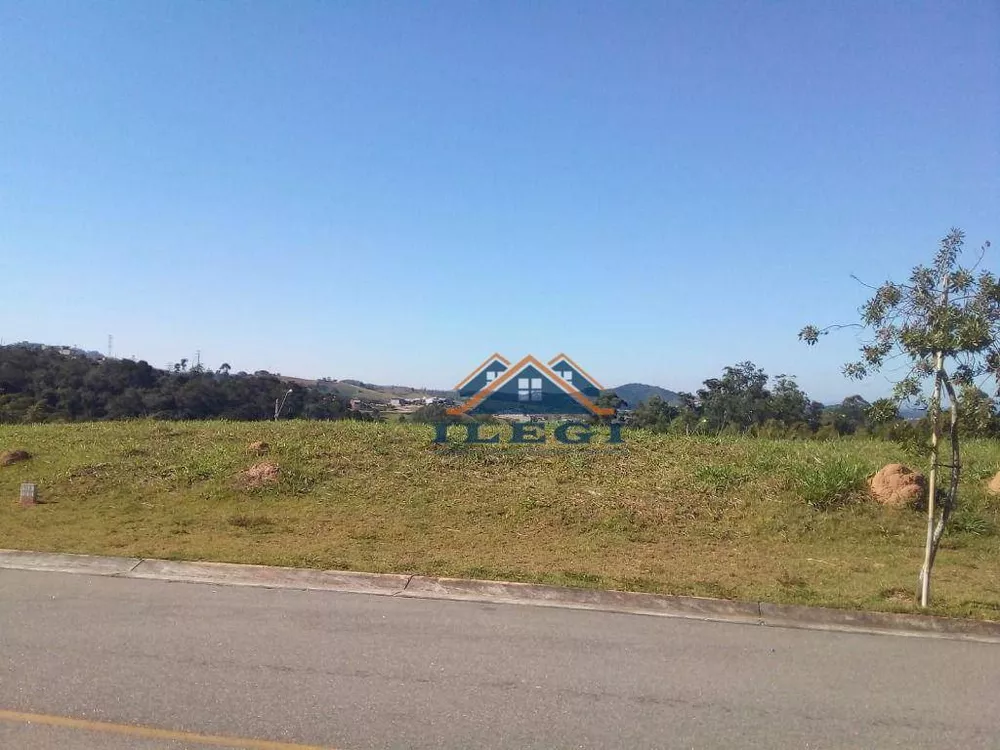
2,1,997,402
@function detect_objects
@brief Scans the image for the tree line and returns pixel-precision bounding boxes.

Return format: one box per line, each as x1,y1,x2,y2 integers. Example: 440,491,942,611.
4,344,997,435
0,345,361,423
607,360,1000,439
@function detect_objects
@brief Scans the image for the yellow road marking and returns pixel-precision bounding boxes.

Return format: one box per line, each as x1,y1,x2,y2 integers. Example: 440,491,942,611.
0,709,335,749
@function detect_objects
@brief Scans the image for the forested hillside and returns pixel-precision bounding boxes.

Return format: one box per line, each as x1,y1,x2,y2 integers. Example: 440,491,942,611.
0,345,357,423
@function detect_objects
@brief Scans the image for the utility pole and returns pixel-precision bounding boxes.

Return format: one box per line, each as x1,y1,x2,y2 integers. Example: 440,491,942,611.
107,334,114,358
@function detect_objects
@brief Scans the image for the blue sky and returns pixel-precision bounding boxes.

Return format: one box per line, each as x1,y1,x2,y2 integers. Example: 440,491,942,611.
2,1,997,402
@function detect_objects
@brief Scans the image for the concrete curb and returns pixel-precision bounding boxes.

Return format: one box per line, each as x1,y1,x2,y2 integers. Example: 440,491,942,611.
759,601,1000,641
0,549,141,576
2,549,999,643
128,558,410,596
402,575,764,624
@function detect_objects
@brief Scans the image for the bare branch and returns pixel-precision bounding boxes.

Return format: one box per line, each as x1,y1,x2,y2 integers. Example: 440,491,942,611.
850,273,917,294
967,241,989,274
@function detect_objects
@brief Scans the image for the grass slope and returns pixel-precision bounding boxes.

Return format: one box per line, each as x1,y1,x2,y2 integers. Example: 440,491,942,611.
1,421,998,619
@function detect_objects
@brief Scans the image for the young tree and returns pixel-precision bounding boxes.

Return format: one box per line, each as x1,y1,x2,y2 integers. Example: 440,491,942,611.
697,361,771,432
628,395,679,433
768,375,811,427
800,228,998,607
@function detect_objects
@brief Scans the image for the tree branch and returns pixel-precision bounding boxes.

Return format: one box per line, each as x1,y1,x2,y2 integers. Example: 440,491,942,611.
849,273,917,294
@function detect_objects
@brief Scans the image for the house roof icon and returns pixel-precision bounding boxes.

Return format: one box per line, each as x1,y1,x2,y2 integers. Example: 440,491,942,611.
547,353,604,396
453,352,511,394
448,354,613,416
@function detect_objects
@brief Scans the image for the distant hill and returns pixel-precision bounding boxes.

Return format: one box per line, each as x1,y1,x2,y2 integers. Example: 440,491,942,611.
303,378,455,403
609,383,682,408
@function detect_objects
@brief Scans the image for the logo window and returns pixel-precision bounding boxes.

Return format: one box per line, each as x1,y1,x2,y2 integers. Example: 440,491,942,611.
518,377,544,402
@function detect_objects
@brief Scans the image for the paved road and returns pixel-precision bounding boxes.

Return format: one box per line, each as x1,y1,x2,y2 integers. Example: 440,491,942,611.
1,569,998,749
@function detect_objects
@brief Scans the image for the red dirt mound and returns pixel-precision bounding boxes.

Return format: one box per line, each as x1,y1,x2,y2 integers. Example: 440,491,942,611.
243,461,280,487
869,463,925,508
0,450,32,467
987,471,1000,495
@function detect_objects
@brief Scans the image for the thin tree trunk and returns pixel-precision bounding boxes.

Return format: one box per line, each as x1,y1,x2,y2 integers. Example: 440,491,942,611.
919,351,944,608
919,269,953,609
927,370,961,575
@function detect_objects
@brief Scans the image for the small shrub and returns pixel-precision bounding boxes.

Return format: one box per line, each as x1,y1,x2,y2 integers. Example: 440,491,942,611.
951,510,995,536
792,457,869,509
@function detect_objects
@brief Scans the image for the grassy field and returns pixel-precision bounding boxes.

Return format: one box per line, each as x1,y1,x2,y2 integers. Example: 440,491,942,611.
1,420,998,619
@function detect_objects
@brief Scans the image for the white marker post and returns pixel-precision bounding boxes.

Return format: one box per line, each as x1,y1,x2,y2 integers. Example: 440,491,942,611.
19,482,37,507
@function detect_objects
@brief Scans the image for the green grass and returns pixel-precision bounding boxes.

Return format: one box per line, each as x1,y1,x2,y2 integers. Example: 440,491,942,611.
791,456,870,509
1,420,998,619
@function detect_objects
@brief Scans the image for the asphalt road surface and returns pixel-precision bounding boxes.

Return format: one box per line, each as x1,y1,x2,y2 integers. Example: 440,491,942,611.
1,569,998,749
